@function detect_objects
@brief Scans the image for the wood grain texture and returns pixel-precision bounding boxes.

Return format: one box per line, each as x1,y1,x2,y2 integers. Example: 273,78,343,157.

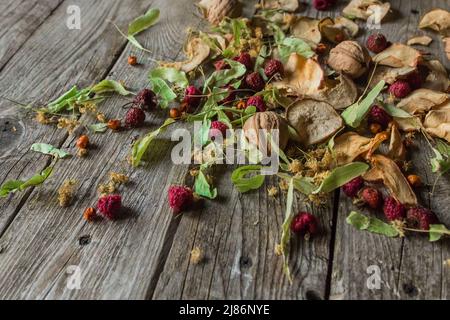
0,0,64,71
330,0,450,300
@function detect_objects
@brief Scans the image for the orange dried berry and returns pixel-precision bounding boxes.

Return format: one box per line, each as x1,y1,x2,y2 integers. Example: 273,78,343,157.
407,175,422,188
107,119,121,130
169,108,181,119
128,55,137,66
370,123,382,134
83,207,97,222
236,100,247,110
315,43,327,54
76,135,89,149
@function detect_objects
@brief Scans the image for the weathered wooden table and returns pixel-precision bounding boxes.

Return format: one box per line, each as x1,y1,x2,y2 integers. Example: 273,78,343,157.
0,0,448,300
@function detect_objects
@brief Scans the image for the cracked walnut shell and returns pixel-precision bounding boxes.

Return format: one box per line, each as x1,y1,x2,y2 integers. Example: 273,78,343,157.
327,40,371,79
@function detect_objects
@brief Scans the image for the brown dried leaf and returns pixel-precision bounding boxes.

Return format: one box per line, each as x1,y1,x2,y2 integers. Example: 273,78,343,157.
424,108,450,143
290,17,322,44
274,53,325,96
260,0,299,12
198,0,241,25
286,99,343,146
364,154,418,206
407,35,433,46
419,8,450,36
388,123,406,160
422,59,450,92
313,74,359,110
397,88,449,115
373,43,422,68
343,0,390,21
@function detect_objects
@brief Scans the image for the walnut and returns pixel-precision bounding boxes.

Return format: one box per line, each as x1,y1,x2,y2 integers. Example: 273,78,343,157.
327,40,371,79
243,111,289,153
198,0,241,25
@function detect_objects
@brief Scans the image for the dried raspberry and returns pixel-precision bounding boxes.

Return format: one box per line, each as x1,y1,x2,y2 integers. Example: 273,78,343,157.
264,59,284,78
214,60,229,71
125,107,146,128
134,89,157,111
366,33,389,53
368,105,392,128
342,176,364,198
210,121,228,139
383,197,406,221
184,85,202,110
291,212,318,235
313,0,336,11
233,52,253,71
97,195,122,220
245,72,265,92
406,207,439,231
219,86,237,105
389,80,412,99
168,186,194,214
406,72,423,90
246,95,266,112
361,187,382,209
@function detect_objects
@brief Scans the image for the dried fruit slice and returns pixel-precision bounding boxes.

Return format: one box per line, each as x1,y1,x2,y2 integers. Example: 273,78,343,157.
419,8,450,36
422,60,450,92
424,108,450,142
397,89,449,115
313,74,358,110
198,0,241,25
290,17,322,44
286,99,343,146
333,132,371,166
368,65,416,88
261,0,299,12
363,154,418,207
373,43,422,68
388,122,406,160
164,37,210,73
407,35,433,46
342,0,390,21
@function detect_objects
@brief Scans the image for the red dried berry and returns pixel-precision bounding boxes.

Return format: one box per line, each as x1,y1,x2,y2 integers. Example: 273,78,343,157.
366,33,389,53
369,105,392,128
389,80,412,99
406,72,423,90
406,207,439,231
184,85,202,110
233,52,253,71
210,121,229,139
291,212,318,235
361,187,382,209
246,95,266,112
264,59,284,79
383,197,406,221
219,86,237,105
245,72,265,92
214,60,230,71
342,176,364,198
168,186,194,214
97,195,122,220
134,89,157,111
125,107,146,128
313,0,336,11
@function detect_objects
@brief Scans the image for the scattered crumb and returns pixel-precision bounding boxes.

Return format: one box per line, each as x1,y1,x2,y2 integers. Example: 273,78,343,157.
253,220,260,226
58,180,77,207
444,259,450,268
190,247,203,264
77,148,88,158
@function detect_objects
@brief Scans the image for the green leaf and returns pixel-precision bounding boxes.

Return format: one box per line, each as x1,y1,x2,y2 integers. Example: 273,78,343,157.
314,162,369,194
30,143,71,159
150,77,177,108
277,173,316,195
149,68,188,108
0,167,53,198
47,86,80,113
431,139,450,174
278,37,315,63
90,79,132,96
194,171,217,199
88,123,109,133
346,211,399,238
341,81,386,128
429,224,450,242
204,59,246,92
197,118,212,147
150,67,188,88
131,118,176,167
128,8,160,36
279,178,295,283
231,165,266,193
383,104,413,118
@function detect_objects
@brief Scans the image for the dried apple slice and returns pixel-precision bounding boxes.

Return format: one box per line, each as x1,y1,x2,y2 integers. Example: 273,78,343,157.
290,17,322,44
363,155,418,206
388,123,406,160
424,108,450,143
286,99,343,146
313,74,359,110
397,89,449,115
343,0,390,21
260,0,299,12
422,60,450,92
333,132,371,166
407,35,433,46
373,43,422,68
419,8,450,36
369,65,416,88
164,37,210,73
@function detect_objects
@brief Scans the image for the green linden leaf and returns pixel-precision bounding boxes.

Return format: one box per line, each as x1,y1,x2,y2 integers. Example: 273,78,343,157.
30,143,71,159
278,37,315,63
150,77,177,109
150,67,188,88
204,59,246,92
128,8,160,36
88,123,109,133
278,173,316,195
47,86,80,113
194,171,217,200
346,211,399,238
383,104,413,119
431,139,450,174
0,167,53,198
131,118,176,167
231,165,266,193
90,79,132,96
313,162,369,194
429,224,450,242
341,80,386,128
149,68,188,109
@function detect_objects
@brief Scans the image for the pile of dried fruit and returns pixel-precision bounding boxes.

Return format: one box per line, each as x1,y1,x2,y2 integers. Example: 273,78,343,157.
1,0,450,281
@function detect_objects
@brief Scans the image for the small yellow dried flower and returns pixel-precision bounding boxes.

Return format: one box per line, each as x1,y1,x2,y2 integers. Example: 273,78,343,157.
97,112,107,123
279,179,289,191
190,247,203,265
268,186,278,197
289,159,303,174
110,172,129,185
58,180,77,207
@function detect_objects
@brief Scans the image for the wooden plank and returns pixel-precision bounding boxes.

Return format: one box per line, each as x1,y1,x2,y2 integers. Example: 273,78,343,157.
330,0,450,300
0,0,152,234
0,0,205,299
0,0,64,71
152,3,340,301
